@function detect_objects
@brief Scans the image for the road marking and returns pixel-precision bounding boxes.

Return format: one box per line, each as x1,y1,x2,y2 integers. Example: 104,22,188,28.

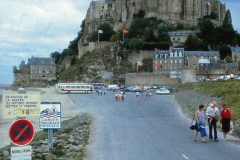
182,154,189,159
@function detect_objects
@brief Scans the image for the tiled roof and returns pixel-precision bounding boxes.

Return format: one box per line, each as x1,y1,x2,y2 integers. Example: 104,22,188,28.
185,51,219,56
27,56,54,65
230,46,240,52
169,32,188,36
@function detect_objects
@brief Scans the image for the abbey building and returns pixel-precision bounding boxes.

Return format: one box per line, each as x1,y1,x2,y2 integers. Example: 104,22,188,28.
82,0,226,39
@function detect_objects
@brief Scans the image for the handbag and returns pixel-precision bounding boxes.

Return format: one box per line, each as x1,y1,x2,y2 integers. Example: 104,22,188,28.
190,113,196,130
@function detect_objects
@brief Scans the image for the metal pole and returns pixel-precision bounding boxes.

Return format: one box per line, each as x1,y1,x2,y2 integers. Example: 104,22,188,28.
98,32,99,42
48,129,53,152
123,31,124,43
137,63,138,73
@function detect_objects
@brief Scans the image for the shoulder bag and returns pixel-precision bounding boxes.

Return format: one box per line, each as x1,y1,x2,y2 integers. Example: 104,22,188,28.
190,112,196,130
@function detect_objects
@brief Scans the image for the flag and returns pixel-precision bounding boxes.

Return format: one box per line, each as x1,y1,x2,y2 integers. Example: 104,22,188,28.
138,61,144,66
155,61,160,66
98,30,103,33
123,29,129,35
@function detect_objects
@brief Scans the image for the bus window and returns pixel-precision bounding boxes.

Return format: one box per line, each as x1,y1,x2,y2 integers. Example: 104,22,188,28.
76,86,80,88
81,86,85,88
71,86,75,88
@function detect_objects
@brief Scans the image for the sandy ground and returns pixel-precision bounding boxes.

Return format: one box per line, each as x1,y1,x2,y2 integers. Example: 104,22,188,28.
0,86,78,148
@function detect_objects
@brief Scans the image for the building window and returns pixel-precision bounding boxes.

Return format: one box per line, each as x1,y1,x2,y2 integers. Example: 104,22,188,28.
175,60,177,63
201,56,204,59
165,60,167,63
170,60,173,63
160,60,162,64
179,59,182,63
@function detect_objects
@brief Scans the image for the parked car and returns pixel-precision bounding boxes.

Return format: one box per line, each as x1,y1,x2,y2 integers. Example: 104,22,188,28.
161,86,173,92
123,87,135,92
156,88,170,95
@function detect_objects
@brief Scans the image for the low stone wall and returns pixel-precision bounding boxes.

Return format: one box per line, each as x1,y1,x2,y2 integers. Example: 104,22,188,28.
125,73,180,86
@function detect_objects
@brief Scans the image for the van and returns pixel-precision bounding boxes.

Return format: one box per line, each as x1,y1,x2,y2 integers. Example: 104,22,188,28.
107,85,119,90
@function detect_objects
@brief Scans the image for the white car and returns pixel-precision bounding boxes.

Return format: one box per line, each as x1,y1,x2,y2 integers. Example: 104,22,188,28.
156,88,170,95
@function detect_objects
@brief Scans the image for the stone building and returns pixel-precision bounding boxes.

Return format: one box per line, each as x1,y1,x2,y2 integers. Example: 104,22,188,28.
230,46,240,71
13,56,56,87
153,47,224,79
169,31,199,47
82,0,226,39
154,47,185,78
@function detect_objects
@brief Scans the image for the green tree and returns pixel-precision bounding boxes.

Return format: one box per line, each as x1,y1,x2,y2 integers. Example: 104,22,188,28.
50,51,61,64
220,10,237,45
157,23,171,43
184,34,201,50
198,18,217,49
176,23,184,30
225,55,233,63
110,31,121,42
128,39,143,50
210,12,217,20
98,23,115,41
167,23,176,31
219,45,232,60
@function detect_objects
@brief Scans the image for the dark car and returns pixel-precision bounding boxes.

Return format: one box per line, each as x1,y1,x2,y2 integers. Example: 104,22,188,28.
123,87,135,92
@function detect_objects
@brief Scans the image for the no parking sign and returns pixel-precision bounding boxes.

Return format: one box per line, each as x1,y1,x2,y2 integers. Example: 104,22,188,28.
9,119,34,146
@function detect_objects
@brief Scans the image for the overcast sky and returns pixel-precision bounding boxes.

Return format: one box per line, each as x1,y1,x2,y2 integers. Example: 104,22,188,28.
0,0,239,83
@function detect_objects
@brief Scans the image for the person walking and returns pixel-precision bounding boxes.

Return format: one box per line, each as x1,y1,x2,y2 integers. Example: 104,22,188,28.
194,104,207,142
220,104,232,140
149,92,152,99
115,91,118,101
206,101,219,141
102,87,106,95
146,92,149,99
136,91,139,100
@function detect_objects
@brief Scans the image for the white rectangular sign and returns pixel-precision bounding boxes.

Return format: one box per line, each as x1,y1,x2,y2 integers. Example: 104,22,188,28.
39,102,61,129
2,91,41,119
11,145,32,156
11,156,31,160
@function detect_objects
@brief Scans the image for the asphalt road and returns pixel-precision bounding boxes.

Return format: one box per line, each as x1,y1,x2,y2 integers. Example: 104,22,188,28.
69,90,240,160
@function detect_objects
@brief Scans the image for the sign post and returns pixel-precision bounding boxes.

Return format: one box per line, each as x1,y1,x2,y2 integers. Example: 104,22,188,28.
40,102,61,150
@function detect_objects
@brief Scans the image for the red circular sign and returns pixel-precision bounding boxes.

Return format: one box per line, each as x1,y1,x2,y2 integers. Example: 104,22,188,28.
9,119,34,146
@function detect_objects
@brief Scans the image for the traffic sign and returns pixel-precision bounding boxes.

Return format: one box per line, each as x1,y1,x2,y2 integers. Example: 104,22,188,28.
39,102,61,129
9,119,34,146
2,91,41,119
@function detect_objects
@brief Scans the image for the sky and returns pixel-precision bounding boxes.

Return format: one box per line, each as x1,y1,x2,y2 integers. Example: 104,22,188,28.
0,0,239,84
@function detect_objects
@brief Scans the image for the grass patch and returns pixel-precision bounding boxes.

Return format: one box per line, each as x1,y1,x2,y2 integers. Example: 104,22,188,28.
179,80,240,120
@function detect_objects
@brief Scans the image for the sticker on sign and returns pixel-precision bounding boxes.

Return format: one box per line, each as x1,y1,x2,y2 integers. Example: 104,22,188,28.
2,91,41,119
11,145,32,156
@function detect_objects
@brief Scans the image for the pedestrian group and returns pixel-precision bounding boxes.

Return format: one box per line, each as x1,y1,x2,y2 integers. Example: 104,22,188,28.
193,101,232,142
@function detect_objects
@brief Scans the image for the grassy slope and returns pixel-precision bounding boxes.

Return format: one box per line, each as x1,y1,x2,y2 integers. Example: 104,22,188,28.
178,80,240,120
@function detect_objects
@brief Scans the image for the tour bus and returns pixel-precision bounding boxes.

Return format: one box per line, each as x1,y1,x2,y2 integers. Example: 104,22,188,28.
56,83,94,94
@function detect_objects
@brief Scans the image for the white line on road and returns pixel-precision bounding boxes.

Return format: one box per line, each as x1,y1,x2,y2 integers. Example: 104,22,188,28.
182,154,189,159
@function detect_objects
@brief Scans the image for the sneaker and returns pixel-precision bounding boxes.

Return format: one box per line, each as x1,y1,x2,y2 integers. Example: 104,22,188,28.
214,139,218,142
